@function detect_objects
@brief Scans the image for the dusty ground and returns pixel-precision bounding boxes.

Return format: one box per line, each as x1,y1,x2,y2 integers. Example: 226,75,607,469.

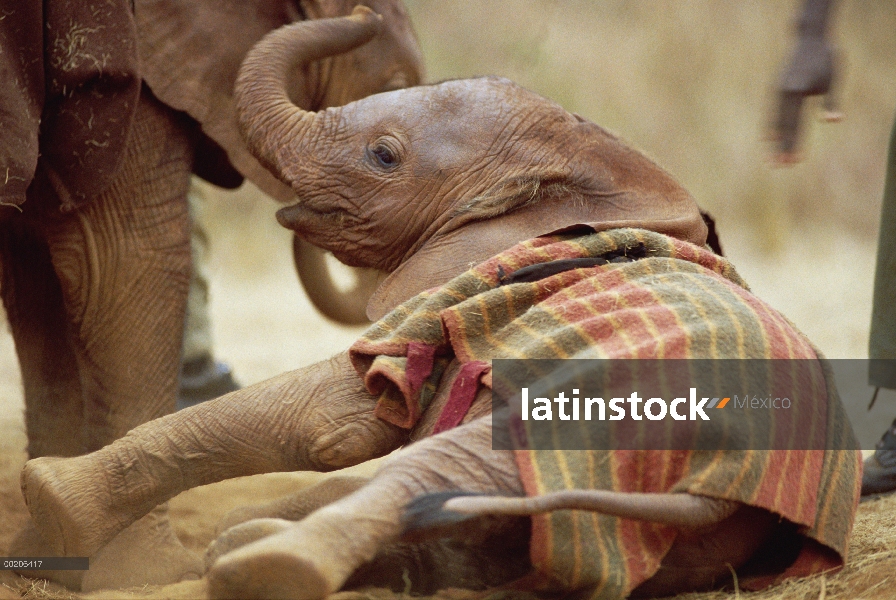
0,189,894,598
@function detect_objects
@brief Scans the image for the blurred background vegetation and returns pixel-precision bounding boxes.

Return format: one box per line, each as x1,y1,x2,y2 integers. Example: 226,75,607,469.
199,0,896,361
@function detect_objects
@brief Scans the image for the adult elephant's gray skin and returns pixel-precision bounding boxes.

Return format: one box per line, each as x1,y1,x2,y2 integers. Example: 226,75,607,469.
20,8,860,600
0,0,421,591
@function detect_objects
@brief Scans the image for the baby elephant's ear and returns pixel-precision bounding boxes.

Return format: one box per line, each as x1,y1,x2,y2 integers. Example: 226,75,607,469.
563,120,708,246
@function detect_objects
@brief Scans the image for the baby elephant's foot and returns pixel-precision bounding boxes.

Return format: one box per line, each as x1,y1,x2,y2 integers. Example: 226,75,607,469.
21,455,125,558
207,508,373,600
81,504,203,591
205,518,292,571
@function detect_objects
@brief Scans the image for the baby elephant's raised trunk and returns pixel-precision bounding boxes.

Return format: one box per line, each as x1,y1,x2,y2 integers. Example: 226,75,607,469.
234,6,380,184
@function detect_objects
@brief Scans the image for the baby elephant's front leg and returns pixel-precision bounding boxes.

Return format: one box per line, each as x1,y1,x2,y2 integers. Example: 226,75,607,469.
21,352,405,560
207,414,523,600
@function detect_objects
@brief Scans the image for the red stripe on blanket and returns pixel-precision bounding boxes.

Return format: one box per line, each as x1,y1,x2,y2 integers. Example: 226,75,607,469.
432,361,491,434
406,342,437,397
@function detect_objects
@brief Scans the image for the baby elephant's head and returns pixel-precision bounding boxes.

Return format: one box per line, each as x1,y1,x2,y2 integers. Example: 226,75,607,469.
236,6,706,315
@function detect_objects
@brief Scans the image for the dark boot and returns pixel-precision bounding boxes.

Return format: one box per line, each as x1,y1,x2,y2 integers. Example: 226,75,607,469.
177,354,240,410
862,417,896,497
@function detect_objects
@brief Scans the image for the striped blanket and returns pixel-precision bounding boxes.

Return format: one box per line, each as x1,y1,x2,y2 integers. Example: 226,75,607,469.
349,228,861,598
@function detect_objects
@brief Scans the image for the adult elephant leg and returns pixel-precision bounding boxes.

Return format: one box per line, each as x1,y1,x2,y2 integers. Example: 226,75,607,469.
32,89,201,590
43,91,193,450
0,218,85,458
22,352,407,560
206,414,524,600
0,217,89,590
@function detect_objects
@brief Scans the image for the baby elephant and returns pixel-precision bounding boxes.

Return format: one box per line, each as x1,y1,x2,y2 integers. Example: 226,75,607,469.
22,7,860,600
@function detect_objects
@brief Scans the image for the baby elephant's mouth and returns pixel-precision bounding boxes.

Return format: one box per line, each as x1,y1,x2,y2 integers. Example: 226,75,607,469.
276,201,352,234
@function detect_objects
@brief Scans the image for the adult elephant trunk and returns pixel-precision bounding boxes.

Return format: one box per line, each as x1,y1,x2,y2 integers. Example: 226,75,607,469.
234,5,379,188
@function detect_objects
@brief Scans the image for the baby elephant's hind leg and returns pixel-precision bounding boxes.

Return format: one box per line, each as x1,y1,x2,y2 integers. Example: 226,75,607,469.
206,414,523,600
216,475,370,535
207,476,370,568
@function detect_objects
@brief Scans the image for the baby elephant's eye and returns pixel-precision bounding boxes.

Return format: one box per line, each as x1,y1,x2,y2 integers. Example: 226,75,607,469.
370,143,400,169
